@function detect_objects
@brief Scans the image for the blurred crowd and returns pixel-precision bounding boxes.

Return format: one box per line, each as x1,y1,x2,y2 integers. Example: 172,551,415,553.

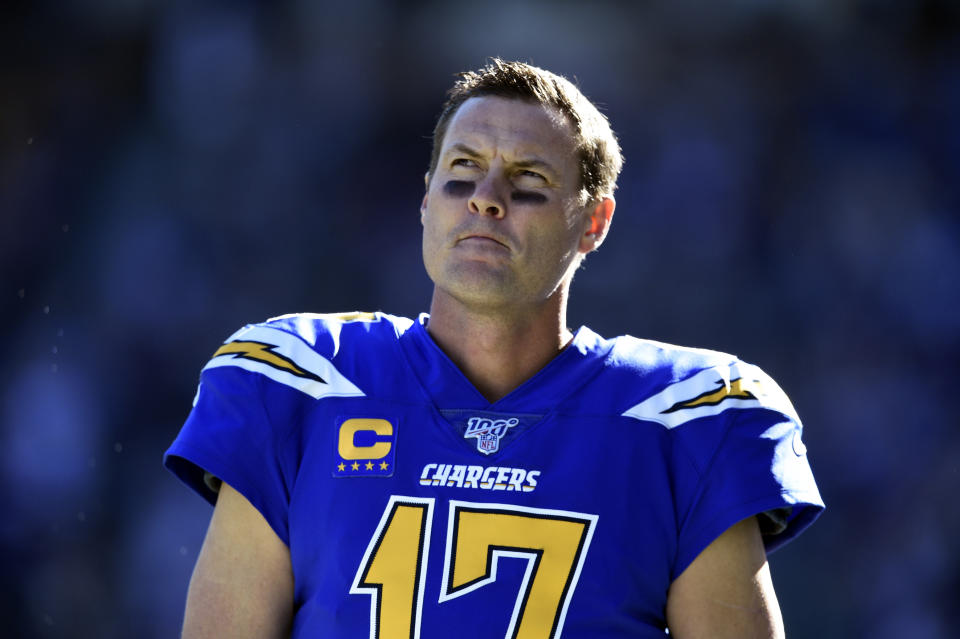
2,1,958,637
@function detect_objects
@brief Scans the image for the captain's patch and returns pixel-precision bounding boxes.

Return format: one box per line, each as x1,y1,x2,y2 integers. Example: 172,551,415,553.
333,418,397,477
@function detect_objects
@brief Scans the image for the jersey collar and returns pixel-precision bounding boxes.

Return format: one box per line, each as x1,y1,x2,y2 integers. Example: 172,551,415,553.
398,313,613,412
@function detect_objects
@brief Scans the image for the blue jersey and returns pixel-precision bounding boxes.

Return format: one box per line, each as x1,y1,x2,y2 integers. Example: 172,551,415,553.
164,312,823,638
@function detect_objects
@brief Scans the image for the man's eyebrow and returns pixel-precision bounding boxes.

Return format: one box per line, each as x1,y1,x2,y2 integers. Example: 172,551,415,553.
444,143,483,159
512,157,557,174
444,143,559,177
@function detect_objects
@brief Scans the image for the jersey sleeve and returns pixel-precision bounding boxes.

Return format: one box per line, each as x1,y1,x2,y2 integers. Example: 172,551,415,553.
625,358,824,579
164,362,297,545
673,409,823,579
163,321,364,546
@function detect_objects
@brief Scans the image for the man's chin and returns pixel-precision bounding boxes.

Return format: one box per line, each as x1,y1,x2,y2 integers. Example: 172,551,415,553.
432,272,520,310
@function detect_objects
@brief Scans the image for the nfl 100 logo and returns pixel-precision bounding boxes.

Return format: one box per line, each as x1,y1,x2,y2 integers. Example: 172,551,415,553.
464,416,519,455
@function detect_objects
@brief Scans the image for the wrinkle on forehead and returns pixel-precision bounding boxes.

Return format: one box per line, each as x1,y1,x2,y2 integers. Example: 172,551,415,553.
441,97,578,167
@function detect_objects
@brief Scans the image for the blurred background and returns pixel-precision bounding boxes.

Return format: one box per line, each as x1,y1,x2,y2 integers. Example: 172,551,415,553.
2,0,958,637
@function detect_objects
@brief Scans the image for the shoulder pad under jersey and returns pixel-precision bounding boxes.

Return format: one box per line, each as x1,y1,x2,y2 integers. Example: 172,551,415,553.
618,339,800,430
200,311,409,401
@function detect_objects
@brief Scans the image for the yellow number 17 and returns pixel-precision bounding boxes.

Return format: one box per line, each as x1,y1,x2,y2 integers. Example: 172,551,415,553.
351,496,598,639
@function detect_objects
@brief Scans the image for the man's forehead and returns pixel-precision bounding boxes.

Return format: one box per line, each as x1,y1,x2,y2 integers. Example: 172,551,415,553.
440,96,576,156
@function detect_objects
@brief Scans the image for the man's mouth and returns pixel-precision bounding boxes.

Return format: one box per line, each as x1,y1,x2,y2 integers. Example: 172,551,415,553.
457,232,510,249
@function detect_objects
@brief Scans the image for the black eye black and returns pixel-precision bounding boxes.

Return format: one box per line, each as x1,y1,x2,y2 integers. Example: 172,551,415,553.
444,180,475,197
511,190,547,204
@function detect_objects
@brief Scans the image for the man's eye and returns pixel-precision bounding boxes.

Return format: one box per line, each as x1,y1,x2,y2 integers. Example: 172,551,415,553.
451,158,478,168
518,170,546,181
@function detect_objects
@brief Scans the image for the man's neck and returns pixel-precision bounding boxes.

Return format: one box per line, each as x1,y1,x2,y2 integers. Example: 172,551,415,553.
426,289,574,403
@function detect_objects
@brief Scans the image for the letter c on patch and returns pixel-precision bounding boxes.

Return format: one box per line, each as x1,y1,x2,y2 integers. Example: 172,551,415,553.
338,418,393,460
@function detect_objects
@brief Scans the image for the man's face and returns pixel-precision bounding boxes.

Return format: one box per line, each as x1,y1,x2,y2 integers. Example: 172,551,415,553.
421,96,593,311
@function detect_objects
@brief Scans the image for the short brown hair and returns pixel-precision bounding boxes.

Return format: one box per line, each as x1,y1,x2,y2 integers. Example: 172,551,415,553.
428,59,624,203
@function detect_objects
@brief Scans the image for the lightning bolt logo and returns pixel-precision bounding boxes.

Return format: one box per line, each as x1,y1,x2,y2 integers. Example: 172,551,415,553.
662,377,758,414
212,340,327,383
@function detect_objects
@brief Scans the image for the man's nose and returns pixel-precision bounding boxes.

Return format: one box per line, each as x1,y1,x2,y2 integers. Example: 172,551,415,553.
468,173,506,218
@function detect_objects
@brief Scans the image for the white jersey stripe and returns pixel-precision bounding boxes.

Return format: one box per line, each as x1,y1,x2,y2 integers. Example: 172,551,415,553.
622,361,800,429
203,324,364,400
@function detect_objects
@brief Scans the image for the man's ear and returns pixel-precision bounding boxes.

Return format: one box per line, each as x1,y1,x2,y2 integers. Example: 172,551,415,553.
421,172,431,222
579,196,615,253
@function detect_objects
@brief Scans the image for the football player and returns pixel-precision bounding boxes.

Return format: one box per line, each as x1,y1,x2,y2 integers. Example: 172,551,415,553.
166,59,823,638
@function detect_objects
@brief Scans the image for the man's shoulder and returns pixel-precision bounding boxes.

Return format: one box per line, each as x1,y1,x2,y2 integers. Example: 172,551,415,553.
216,311,413,362
589,332,799,429
257,311,414,350
198,311,414,401
604,333,739,377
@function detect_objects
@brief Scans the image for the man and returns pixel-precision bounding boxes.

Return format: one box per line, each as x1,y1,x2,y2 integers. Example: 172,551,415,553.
165,59,823,638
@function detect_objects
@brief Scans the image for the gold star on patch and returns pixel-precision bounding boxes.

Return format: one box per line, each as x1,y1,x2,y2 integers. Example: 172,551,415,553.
351,461,360,471
379,461,389,470
337,463,345,472
365,461,374,470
